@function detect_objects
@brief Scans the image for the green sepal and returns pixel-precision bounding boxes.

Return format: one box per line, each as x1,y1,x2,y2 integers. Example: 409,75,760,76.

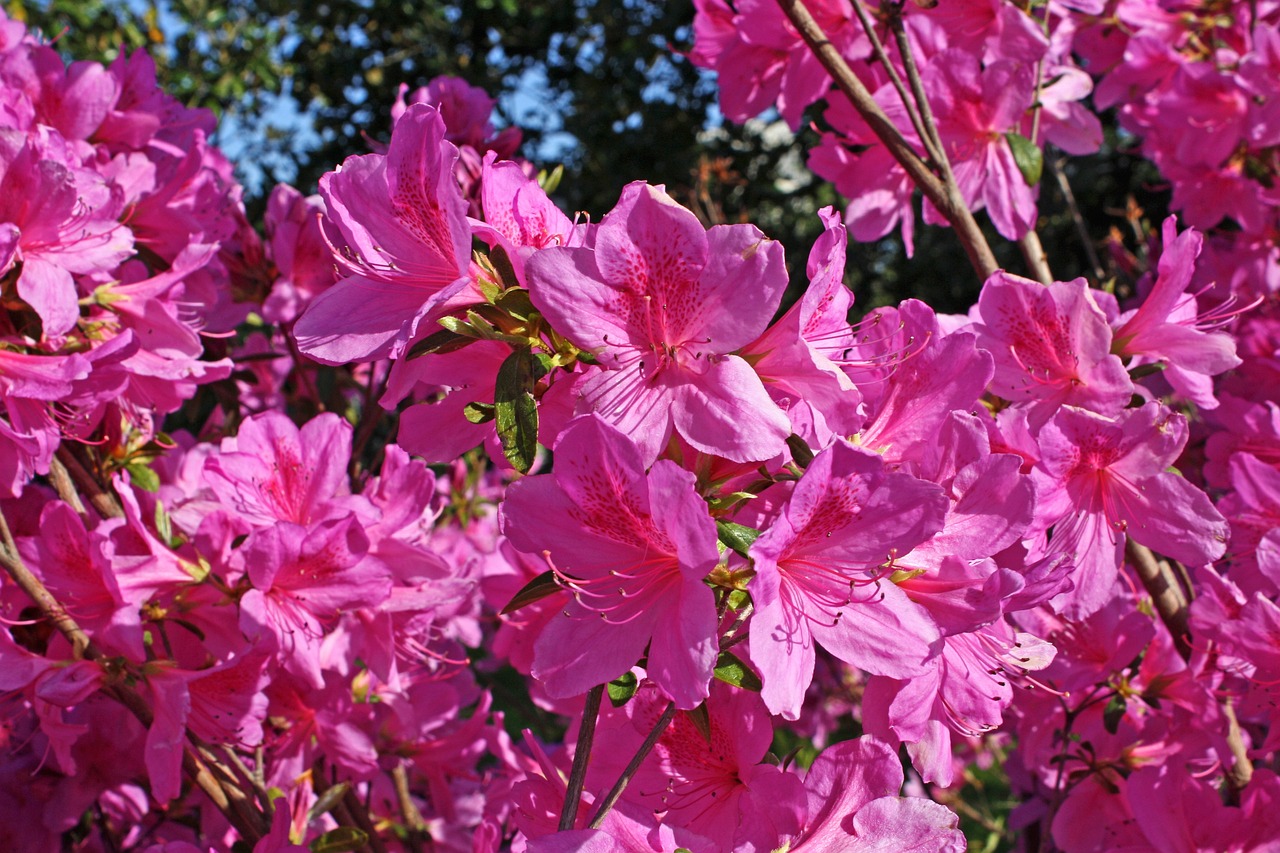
125,461,160,493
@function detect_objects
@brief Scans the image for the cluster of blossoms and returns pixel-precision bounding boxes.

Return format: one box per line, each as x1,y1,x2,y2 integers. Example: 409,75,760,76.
1,1,1279,851
691,0,1105,249
0,10,259,495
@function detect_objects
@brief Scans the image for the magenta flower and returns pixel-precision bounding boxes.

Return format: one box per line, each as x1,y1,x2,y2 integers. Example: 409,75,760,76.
924,51,1039,240
0,132,133,339
794,736,965,851
294,103,473,364
1112,216,1242,409
203,411,369,528
587,681,806,852
500,414,719,708
525,181,791,464
970,272,1133,427
748,439,948,719
237,516,393,688
1035,403,1229,618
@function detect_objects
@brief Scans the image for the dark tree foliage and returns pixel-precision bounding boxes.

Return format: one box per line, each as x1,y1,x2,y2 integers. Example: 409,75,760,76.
13,0,1168,312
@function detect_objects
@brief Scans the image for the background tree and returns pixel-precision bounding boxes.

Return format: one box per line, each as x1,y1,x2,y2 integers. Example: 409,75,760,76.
12,0,1166,311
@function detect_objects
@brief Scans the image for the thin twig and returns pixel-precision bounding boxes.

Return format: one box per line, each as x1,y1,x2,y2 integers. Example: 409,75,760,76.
47,455,87,515
849,0,939,166
55,445,123,519
587,701,677,829
775,0,999,280
884,2,955,187
1223,698,1255,801
342,785,388,853
1050,156,1105,282
0,508,94,659
1019,231,1054,284
1125,540,1191,659
560,684,605,830
392,763,428,853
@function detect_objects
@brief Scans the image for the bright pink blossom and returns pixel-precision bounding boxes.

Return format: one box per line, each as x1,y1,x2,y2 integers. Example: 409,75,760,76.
748,439,948,719
294,103,473,364
525,181,791,464
500,414,720,708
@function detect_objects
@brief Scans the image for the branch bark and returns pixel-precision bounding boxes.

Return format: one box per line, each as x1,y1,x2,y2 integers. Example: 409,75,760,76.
776,0,999,280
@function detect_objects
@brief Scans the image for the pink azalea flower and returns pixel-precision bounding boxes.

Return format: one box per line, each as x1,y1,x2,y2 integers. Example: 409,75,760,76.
0,130,132,339
1112,216,1242,410
294,103,474,364
203,411,371,528
17,500,145,659
740,206,864,447
500,414,719,708
969,272,1133,428
793,736,965,851
261,183,337,324
922,51,1039,240
588,681,807,852
748,439,948,719
237,516,392,688
525,181,791,464
1034,403,1229,618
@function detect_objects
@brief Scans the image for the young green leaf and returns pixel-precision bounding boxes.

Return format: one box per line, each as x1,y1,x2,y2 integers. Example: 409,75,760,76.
1005,132,1044,186
713,651,763,691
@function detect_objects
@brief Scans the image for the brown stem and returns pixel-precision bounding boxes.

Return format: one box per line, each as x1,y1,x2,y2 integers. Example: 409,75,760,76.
0,508,265,842
47,455,87,515
849,0,938,166
1125,540,1191,659
560,684,605,830
55,445,123,519
0,509,94,659
775,0,999,281
587,701,677,829
885,3,955,186
392,763,428,853
342,786,388,853
1223,698,1255,801
1019,231,1054,285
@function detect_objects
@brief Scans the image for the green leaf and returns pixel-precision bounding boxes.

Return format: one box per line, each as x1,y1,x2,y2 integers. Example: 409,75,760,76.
1102,694,1127,735
125,461,160,493
154,501,174,546
406,327,474,360
463,402,496,424
1128,361,1166,380
785,434,814,469
539,163,564,193
494,348,545,473
488,245,520,292
713,651,763,691
309,828,368,853
1005,132,1043,186
306,782,350,823
500,570,561,615
607,671,639,707
716,520,760,559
